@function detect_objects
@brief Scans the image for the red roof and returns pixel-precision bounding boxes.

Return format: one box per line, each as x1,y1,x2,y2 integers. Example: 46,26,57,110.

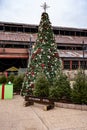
0,32,37,42
55,35,87,44
59,50,87,58
0,31,87,44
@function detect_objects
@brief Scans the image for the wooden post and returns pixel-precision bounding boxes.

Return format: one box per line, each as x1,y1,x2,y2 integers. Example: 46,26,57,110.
43,104,54,111
62,60,64,70
78,60,80,69
24,96,54,110
70,60,72,70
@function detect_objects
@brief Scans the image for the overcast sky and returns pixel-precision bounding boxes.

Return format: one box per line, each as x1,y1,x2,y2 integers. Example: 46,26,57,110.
0,0,87,28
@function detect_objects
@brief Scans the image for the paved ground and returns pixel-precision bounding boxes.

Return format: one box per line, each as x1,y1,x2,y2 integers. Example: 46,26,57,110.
0,95,87,130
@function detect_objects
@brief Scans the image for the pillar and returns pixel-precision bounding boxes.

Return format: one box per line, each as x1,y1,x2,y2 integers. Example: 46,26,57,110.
78,60,80,69
70,60,72,70
62,59,64,70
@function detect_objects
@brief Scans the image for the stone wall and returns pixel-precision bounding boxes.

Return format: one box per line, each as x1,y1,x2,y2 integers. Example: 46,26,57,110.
55,102,87,111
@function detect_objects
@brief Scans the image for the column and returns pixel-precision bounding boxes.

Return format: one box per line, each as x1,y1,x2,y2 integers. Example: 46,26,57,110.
78,60,80,69
62,59,64,70
70,60,72,70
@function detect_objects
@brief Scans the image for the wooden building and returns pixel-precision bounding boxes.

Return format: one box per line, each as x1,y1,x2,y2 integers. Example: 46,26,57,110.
0,21,87,77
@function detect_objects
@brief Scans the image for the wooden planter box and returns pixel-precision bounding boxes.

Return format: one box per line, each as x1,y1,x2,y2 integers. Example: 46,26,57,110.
24,95,54,110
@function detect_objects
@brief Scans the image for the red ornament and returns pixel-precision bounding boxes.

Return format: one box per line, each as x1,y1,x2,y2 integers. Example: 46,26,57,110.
36,48,41,54
48,63,51,67
41,64,45,69
50,48,53,51
31,83,34,88
40,39,43,42
31,54,35,59
31,72,34,76
54,53,59,58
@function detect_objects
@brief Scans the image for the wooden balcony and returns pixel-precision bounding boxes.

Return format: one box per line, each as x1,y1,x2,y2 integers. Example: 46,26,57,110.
0,48,29,58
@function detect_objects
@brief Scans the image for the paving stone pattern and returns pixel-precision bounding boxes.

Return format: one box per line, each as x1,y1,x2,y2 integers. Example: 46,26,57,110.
0,95,87,130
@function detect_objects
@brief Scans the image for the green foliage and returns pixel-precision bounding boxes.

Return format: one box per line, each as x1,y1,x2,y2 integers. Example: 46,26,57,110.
21,74,32,96
13,75,24,93
0,75,7,84
21,12,61,96
49,71,71,101
71,69,87,104
33,72,50,98
7,74,15,83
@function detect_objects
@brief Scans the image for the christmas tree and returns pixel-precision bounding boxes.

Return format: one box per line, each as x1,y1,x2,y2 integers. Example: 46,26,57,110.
21,10,61,96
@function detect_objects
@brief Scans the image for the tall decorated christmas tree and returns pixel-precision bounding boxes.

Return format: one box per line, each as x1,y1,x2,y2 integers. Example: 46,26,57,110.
21,3,61,96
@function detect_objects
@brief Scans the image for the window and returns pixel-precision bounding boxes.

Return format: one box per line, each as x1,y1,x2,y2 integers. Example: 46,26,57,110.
5,26,10,31
72,61,78,69
64,61,70,69
0,26,3,31
80,61,87,69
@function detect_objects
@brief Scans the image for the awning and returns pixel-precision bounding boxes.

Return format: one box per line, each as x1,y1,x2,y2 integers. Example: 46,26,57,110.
5,66,18,72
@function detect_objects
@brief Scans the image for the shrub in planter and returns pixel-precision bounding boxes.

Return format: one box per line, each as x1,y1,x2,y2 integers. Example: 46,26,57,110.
13,75,24,93
0,74,7,84
49,71,71,101
71,69,87,104
7,74,15,83
33,72,50,98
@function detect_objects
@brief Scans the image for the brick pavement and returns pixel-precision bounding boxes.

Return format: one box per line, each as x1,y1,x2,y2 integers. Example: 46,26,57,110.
0,95,87,130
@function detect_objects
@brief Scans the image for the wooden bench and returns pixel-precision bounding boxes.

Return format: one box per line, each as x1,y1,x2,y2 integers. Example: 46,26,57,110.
24,96,54,111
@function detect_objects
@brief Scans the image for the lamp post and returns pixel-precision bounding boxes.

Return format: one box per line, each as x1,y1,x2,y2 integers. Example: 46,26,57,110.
82,40,85,75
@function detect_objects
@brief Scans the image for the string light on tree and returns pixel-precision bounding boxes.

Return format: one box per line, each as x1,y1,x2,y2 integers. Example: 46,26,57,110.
21,3,61,96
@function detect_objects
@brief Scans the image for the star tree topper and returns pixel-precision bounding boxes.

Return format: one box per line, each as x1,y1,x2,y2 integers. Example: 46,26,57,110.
41,2,50,12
